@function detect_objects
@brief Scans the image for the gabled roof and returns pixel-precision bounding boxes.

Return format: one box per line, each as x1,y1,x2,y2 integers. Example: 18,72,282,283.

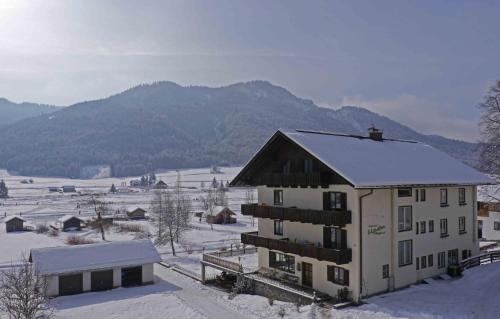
59,215,84,223
231,129,495,188
30,240,161,275
4,216,26,223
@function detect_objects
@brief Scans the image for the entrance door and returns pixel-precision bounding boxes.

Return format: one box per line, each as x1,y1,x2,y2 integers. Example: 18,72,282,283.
448,249,459,266
121,266,142,287
301,262,313,287
59,273,83,296
91,270,114,292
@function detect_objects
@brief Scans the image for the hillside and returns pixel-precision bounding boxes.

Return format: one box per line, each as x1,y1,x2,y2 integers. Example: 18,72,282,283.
0,81,479,177
0,98,58,126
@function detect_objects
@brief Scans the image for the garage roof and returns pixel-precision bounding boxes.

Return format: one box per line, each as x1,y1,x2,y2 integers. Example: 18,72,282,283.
30,240,161,275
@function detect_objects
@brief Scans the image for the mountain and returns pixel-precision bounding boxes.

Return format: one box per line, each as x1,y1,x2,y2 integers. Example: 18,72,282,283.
0,98,58,126
0,81,479,177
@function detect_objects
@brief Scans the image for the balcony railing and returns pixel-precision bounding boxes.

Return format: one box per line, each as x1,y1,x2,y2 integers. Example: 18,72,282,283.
241,204,351,227
241,231,352,265
258,172,329,187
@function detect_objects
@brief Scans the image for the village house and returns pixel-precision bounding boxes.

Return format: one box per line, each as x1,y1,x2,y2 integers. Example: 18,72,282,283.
206,206,237,224
62,185,77,193
127,207,146,220
29,240,161,297
4,216,26,232
231,128,495,303
59,215,85,231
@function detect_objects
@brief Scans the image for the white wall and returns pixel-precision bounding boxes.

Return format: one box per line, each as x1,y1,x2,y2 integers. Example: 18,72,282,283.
142,263,154,284
45,275,59,297
113,267,121,287
479,211,500,240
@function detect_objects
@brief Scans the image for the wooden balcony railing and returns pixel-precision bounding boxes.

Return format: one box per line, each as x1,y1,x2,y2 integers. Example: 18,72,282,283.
258,172,329,188
241,231,352,265
241,204,351,227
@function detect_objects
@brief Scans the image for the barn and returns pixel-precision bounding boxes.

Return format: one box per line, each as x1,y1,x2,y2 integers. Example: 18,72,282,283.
127,208,146,220
4,216,26,232
30,240,161,297
59,215,85,231
205,206,237,224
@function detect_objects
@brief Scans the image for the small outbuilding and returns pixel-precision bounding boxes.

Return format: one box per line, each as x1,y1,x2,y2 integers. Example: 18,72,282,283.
4,216,26,232
127,208,146,220
59,215,85,231
62,185,76,193
30,240,161,297
206,206,237,224
154,180,168,189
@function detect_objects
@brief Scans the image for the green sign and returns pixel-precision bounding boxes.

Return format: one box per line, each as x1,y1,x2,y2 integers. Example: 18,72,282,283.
368,224,386,235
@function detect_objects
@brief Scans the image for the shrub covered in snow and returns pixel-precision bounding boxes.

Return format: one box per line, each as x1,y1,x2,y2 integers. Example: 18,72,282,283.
35,224,49,234
65,235,95,245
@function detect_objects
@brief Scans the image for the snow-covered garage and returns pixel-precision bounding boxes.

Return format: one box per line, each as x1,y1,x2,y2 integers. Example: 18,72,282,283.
29,239,161,297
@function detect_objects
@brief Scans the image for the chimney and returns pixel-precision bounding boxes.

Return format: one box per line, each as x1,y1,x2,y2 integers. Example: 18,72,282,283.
368,126,383,141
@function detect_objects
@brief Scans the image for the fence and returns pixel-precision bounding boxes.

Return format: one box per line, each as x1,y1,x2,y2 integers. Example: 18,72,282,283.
460,251,500,270
202,254,243,273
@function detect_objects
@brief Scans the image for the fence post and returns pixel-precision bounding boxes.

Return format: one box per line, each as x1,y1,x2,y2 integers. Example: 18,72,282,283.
491,254,494,264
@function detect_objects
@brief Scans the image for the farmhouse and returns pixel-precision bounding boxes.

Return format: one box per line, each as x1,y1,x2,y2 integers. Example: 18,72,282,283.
155,180,168,189
127,208,146,220
206,206,237,224
59,215,85,231
30,240,161,296
4,216,26,232
231,128,495,303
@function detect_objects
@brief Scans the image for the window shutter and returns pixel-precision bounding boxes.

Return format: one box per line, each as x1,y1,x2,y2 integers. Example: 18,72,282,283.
323,192,330,210
327,266,333,282
323,227,332,248
343,269,349,286
341,229,347,249
269,251,276,267
340,193,347,210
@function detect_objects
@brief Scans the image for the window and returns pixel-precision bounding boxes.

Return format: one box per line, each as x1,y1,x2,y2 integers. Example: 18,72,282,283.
420,221,426,234
429,220,434,232
421,255,427,269
440,189,448,207
438,252,446,268
416,257,419,270
448,249,458,266
274,220,283,236
420,189,426,202
330,227,346,249
495,222,500,231
323,192,346,210
398,206,412,232
440,218,448,237
382,264,389,279
415,189,419,201
428,254,433,267
274,190,283,206
327,266,349,286
462,250,470,260
269,251,295,273
304,158,313,173
416,221,419,234
398,188,412,197
398,240,413,267
282,160,291,174
459,188,466,205
458,216,466,234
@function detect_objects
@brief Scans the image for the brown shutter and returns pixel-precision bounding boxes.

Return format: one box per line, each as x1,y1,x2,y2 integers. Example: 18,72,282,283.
343,269,349,286
341,229,347,249
341,193,347,210
269,251,276,268
323,192,330,210
327,266,333,282
323,227,332,248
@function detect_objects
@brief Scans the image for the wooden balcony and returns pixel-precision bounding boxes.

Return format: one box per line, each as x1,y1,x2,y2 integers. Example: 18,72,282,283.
257,172,329,188
241,204,351,227
241,231,352,265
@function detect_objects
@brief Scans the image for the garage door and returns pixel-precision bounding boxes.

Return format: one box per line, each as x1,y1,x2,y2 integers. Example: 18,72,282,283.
91,270,114,292
59,274,83,296
121,266,142,287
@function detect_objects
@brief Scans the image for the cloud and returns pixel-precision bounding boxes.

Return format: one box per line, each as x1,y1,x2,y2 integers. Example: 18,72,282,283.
340,94,480,142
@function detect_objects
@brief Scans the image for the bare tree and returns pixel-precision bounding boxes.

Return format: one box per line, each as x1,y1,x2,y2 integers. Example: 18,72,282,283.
85,194,112,241
0,255,53,319
201,188,216,230
478,80,500,201
244,188,256,226
172,173,191,243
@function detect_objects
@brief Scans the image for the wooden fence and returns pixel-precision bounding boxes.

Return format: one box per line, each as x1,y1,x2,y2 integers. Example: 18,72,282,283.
202,254,243,273
460,251,500,270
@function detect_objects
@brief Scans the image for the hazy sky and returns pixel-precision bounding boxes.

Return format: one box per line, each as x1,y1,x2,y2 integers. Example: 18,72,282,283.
0,0,499,141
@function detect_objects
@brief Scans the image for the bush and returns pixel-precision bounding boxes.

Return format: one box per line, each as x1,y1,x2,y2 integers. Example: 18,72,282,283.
48,228,59,237
66,235,95,245
114,222,145,233
35,224,49,234
277,306,286,317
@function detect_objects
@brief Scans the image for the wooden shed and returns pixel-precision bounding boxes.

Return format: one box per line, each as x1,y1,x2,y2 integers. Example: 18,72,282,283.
5,216,26,232
154,180,168,189
206,207,236,224
59,215,84,231
127,208,146,220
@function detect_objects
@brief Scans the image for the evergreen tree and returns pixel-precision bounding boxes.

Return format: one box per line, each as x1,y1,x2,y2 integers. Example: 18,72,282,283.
0,180,8,198
110,184,117,194
211,177,218,189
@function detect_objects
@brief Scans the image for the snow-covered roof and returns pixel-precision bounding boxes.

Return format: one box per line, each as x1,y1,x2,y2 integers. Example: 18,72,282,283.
233,129,496,188
58,215,84,223
4,215,26,223
30,240,161,276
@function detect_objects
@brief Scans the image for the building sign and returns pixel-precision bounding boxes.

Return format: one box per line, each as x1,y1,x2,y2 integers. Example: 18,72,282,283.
368,225,386,235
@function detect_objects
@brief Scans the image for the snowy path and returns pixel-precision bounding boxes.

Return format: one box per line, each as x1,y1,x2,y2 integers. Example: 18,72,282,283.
154,264,254,319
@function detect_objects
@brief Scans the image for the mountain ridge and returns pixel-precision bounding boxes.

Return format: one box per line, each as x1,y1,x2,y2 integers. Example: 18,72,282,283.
0,81,479,178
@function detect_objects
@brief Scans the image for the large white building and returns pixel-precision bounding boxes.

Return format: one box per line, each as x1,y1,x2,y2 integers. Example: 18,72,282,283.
231,128,494,302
